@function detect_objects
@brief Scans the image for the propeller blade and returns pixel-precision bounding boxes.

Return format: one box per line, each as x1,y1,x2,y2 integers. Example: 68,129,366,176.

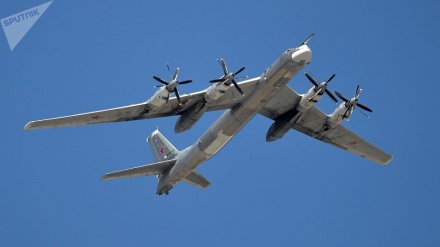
178,80,192,85
342,106,351,120
349,105,355,120
172,68,179,81
357,103,372,112
233,66,246,76
334,90,349,102
325,89,338,103
153,76,169,85
354,84,362,98
166,64,171,75
220,59,228,75
325,74,336,84
305,72,319,87
232,80,244,95
210,78,226,83
175,89,181,105
358,110,370,118
300,33,315,46
309,88,322,101
166,92,170,104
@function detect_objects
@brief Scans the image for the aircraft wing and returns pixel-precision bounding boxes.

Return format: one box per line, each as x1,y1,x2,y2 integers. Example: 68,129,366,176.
101,159,177,180
24,77,260,130
182,170,211,189
259,86,393,165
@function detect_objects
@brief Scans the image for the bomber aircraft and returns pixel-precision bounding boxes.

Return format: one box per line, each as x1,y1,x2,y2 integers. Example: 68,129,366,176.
24,34,393,195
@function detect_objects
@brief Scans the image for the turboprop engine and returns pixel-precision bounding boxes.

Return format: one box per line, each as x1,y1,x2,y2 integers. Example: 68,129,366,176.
323,84,372,131
266,72,338,142
207,58,246,102
297,72,338,111
174,59,247,133
146,66,192,112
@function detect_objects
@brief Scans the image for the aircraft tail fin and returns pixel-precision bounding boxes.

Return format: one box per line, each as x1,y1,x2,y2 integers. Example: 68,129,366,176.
147,129,179,162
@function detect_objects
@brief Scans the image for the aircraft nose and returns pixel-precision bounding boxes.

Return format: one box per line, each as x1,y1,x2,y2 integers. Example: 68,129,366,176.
292,45,312,64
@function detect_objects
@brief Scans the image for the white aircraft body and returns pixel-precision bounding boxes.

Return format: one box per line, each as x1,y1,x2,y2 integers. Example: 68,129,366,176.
24,34,393,195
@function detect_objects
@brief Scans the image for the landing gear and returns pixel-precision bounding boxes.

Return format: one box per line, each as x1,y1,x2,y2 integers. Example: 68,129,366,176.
157,191,170,196
157,186,173,196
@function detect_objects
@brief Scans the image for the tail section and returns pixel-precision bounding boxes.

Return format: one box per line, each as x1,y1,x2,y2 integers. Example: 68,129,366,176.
102,129,210,195
101,159,177,180
147,129,179,162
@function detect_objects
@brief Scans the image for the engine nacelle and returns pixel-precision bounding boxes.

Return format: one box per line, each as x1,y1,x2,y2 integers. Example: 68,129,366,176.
327,103,350,126
204,82,230,103
297,87,323,111
266,109,300,142
266,120,290,142
175,100,208,133
146,87,169,112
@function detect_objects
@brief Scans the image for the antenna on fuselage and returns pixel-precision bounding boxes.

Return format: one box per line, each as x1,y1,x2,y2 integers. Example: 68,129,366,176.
300,33,315,46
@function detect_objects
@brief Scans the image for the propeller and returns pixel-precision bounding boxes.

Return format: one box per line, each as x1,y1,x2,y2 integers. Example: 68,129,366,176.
304,72,338,103
334,84,372,119
209,58,246,96
152,65,193,105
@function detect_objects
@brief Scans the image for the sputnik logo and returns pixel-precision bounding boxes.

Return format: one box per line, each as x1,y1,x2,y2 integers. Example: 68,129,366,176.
1,1,53,51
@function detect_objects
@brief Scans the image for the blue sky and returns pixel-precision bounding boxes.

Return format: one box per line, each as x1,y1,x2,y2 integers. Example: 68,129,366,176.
1,0,439,246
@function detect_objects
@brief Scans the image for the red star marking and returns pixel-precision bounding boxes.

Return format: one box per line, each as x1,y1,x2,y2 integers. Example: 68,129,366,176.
160,147,165,155
92,115,100,120
350,141,358,146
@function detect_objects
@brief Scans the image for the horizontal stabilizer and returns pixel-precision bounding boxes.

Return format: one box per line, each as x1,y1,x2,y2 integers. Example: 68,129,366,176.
101,159,177,180
182,170,211,189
